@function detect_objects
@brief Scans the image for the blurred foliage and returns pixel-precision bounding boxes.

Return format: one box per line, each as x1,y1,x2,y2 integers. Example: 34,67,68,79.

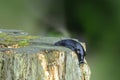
0,0,120,80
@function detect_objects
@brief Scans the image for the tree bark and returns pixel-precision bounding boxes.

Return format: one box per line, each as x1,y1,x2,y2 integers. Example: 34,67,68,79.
0,29,91,80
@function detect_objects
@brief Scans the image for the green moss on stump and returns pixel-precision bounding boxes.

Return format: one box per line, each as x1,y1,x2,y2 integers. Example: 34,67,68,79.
0,32,37,48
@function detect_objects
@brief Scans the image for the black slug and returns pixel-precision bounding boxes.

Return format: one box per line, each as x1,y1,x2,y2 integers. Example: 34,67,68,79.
54,39,86,64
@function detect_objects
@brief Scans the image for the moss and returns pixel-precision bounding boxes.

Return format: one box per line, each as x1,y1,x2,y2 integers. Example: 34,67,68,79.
0,33,37,48
18,40,29,47
0,33,7,38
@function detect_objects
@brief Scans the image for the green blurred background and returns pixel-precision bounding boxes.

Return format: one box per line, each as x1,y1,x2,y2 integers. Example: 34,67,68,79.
0,0,120,80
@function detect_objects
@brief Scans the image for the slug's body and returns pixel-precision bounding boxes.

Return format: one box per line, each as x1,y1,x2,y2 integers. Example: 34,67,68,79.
54,39,86,64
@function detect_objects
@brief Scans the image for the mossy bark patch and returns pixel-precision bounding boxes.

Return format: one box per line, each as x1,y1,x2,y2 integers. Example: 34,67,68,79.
0,30,37,48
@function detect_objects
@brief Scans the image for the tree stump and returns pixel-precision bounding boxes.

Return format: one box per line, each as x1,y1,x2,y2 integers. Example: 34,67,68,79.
0,29,91,80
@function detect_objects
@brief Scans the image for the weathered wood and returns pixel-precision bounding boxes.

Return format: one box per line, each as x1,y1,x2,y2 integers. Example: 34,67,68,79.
0,29,91,80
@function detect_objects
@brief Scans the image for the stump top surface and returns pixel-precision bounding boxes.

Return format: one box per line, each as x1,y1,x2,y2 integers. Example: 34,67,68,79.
0,29,86,54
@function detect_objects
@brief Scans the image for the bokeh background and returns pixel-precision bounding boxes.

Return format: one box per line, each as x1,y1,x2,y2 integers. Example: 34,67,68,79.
0,0,120,80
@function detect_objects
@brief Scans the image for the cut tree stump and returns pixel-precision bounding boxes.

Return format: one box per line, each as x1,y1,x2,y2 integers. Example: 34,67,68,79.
0,29,91,80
